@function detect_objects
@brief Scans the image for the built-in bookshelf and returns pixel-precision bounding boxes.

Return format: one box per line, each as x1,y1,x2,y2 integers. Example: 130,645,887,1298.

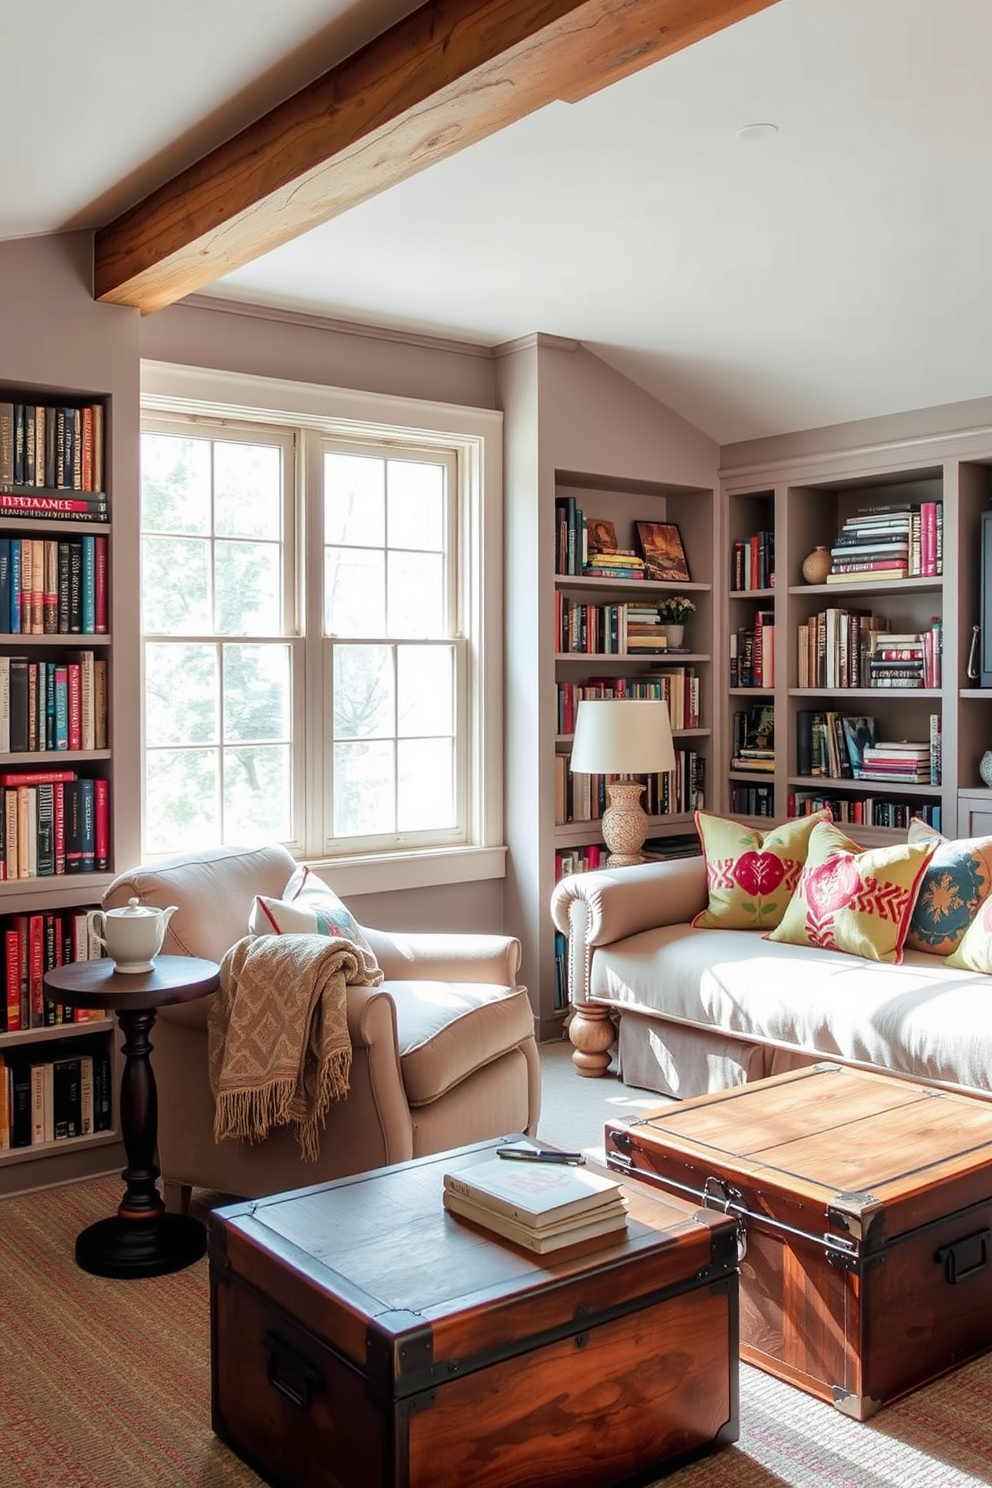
720,448,992,846
553,479,714,883
0,389,119,1192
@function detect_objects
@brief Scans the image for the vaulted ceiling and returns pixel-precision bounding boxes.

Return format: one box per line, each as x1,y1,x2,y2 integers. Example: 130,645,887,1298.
4,0,991,443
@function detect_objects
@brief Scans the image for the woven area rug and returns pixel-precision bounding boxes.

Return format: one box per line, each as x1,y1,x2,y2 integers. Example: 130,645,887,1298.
3,1176,992,1488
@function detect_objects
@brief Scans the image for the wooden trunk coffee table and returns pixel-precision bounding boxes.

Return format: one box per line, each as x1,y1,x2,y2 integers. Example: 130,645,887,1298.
43,954,220,1280
606,1063,992,1419
210,1138,740,1488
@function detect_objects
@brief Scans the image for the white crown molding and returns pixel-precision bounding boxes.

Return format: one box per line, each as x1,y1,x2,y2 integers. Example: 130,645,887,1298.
177,292,494,359
492,332,580,358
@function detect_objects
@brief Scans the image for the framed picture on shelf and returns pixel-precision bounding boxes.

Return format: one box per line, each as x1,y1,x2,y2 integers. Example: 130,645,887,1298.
586,518,618,554
635,521,691,582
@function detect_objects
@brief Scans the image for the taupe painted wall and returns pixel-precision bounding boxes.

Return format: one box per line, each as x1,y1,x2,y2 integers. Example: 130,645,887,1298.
0,231,143,875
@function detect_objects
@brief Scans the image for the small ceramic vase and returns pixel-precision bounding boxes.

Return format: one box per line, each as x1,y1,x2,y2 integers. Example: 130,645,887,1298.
665,624,685,648
981,751,992,789
801,546,832,584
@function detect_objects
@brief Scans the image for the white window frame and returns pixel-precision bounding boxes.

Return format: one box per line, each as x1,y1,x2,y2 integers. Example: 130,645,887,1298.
140,361,505,897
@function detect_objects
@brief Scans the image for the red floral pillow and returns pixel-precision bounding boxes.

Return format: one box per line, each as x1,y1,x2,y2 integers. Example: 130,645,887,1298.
692,810,831,931
767,821,936,964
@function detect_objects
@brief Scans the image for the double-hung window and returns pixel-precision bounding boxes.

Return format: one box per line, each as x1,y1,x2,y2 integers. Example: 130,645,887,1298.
139,366,503,885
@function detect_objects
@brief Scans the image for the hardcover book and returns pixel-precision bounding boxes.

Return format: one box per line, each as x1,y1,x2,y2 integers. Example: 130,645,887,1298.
442,1154,626,1229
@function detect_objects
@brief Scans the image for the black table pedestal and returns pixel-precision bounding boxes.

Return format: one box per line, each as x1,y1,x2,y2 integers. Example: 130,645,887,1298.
43,955,220,1281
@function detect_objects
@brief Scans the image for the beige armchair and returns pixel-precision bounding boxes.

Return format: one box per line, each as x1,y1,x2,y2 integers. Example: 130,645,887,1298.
103,843,540,1210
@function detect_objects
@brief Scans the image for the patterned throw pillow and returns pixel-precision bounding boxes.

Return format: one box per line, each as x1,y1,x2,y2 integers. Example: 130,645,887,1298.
767,821,936,964
904,820,992,956
692,810,831,931
947,895,992,974
248,866,374,954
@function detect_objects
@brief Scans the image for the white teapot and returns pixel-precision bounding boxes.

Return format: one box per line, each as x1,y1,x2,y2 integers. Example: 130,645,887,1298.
86,898,178,973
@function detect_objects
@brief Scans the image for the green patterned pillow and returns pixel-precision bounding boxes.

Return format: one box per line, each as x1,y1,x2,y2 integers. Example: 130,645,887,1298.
905,820,992,956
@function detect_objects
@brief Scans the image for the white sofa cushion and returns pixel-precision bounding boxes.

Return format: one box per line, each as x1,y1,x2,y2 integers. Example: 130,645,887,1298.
589,923,991,1094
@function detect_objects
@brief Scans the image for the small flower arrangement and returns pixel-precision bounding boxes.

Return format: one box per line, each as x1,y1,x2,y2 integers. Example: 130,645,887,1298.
657,595,696,624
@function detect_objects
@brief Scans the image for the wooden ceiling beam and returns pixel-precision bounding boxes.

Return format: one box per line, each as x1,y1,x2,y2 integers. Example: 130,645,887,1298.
94,0,779,314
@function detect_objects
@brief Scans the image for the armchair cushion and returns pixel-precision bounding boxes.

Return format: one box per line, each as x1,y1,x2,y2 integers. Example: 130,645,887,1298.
393,981,536,1106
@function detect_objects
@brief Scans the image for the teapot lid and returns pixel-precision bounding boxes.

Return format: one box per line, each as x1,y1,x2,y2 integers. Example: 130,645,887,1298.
109,896,159,919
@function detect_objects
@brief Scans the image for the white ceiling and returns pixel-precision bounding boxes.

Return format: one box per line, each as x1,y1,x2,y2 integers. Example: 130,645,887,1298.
3,0,991,445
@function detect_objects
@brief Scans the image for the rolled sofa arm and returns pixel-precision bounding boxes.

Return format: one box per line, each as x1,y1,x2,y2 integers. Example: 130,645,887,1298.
360,926,522,987
550,855,706,1080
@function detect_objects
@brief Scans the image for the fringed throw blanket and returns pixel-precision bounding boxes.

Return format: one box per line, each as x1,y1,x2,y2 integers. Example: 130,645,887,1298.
208,933,383,1160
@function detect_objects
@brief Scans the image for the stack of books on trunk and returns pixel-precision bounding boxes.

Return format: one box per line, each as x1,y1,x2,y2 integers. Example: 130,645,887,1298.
442,1152,628,1254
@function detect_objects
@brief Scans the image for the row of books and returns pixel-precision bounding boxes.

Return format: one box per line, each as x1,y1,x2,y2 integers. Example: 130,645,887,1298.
730,530,774,592
556,669,702,734
1,905,105,1033
555,495,591,577
826,501,942,584
555,750,705,823
442,1153,628,1255
555,596,686,655
730,611,775,688
796,712,941,785
789,795,941,831
797,610,942,690
0,402,105,495
730,783,775,817
0,535,108,634
0,771,109,881
0,1042,112,1149
554,843,603,880
0,652,107,754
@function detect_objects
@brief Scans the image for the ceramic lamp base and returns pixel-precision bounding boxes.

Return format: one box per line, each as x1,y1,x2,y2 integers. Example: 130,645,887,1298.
602,780,649,867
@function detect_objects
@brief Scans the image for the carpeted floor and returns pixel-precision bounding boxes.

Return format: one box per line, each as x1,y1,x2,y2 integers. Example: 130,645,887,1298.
3,1041,992,1487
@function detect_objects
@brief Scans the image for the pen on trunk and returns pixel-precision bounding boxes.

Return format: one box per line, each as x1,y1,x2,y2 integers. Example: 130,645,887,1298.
497,1148,586,1164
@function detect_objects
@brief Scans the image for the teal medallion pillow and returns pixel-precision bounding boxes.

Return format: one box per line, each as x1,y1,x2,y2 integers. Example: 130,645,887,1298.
905,820,992,956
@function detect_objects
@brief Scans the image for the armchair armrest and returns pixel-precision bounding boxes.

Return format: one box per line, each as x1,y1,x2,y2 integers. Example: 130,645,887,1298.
360,926,521,986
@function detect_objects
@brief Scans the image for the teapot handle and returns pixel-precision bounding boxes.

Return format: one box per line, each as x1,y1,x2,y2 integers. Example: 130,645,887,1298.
86,908,108,954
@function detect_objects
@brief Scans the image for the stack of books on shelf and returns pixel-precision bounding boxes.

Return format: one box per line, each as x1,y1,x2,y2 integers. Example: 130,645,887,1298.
624,602,671,656
826,501,942,584
442,1153,629,1255
0,401,105,496
731,531,774,591
731,704,774,773
583,550,646,581
729,610,774,687
857,740,932,785
0,1038,112,1149
869,626,941,689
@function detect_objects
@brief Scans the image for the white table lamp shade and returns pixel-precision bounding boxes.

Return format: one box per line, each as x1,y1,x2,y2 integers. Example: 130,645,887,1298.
570,698,676,777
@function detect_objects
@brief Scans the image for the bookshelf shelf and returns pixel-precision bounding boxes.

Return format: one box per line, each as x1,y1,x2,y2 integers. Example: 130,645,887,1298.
555,575,711,594
730,587,775,600
0,387,121,1186
718,449,992,841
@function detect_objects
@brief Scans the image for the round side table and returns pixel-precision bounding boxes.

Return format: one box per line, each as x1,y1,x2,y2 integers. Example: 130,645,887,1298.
43,954,220,1280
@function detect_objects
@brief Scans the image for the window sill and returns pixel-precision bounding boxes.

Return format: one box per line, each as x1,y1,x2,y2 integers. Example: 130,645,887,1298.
302,844,507,898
